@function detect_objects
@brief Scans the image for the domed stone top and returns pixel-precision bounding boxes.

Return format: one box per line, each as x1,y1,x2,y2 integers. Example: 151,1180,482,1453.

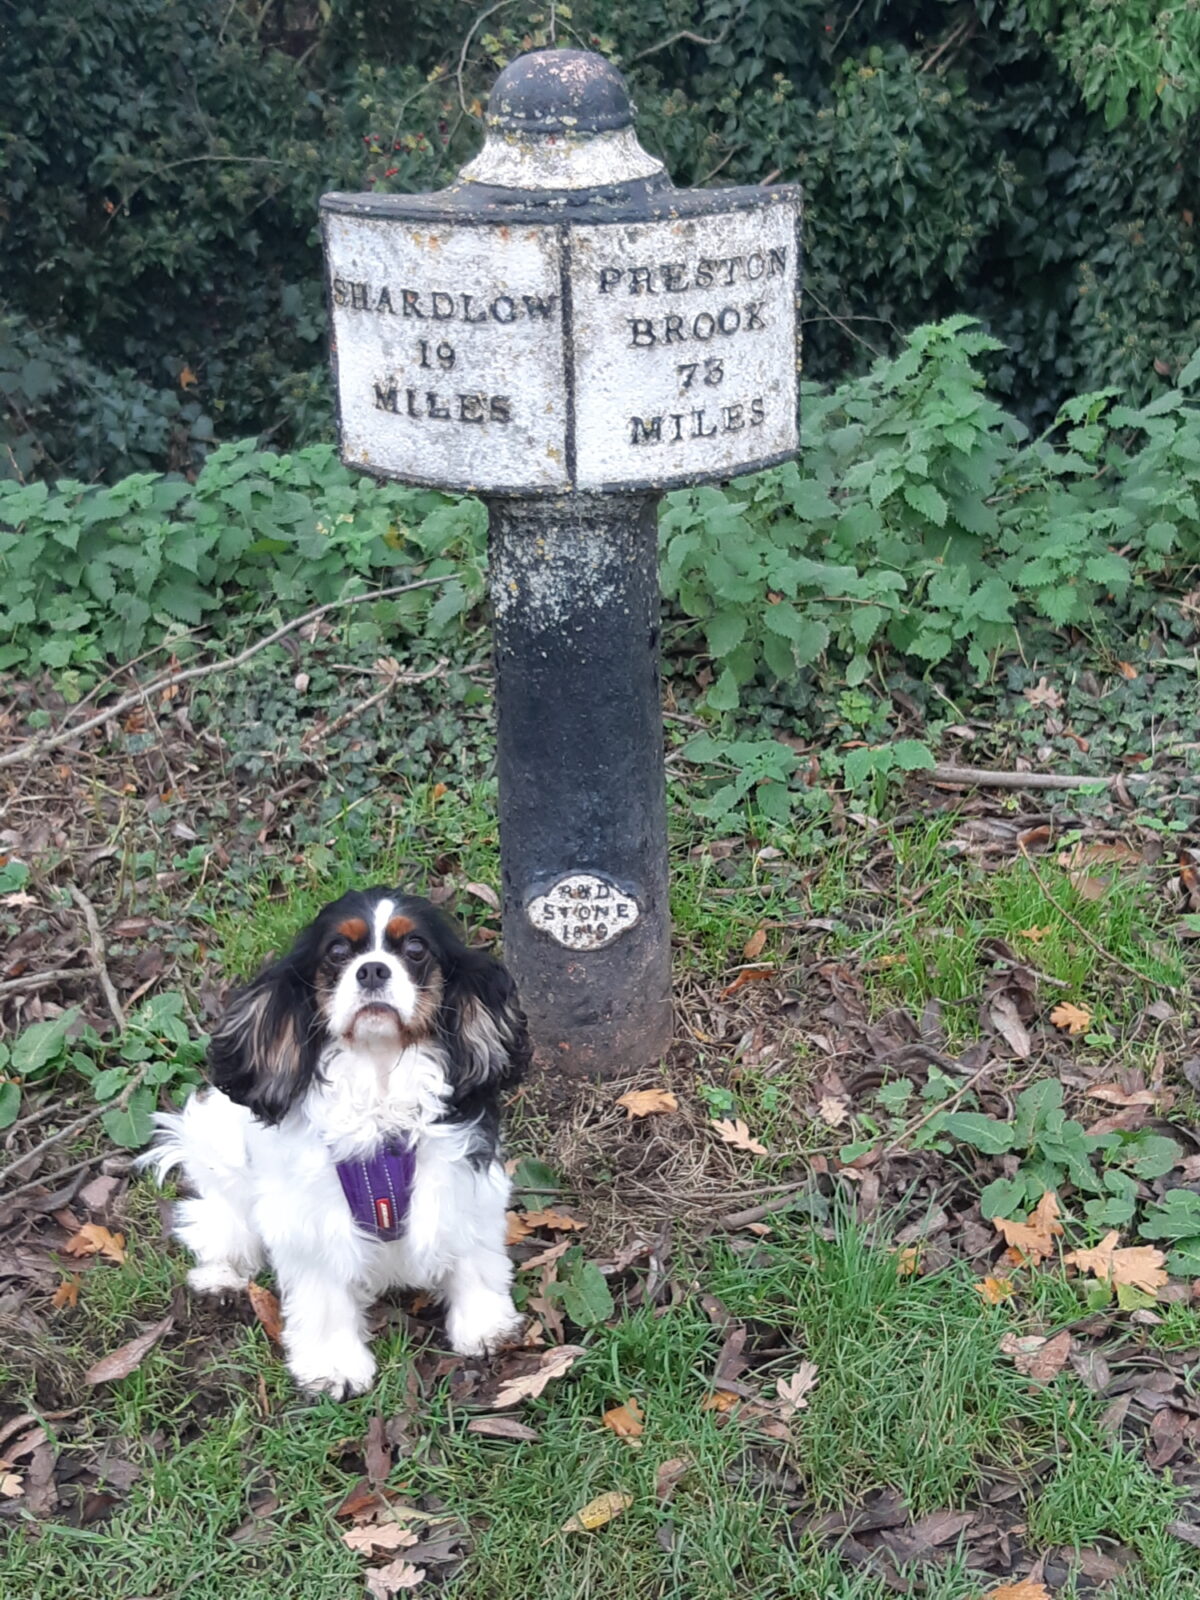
486,49,634,135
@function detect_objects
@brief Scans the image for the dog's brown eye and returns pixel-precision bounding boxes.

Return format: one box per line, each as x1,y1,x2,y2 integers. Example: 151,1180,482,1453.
401,934,428,961
327,937,353,962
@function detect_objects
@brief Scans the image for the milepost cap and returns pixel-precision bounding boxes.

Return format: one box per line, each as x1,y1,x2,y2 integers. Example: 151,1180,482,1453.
485,49,634,135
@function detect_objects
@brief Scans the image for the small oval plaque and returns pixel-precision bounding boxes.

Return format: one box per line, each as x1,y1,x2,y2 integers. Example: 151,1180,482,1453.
527,874,640,950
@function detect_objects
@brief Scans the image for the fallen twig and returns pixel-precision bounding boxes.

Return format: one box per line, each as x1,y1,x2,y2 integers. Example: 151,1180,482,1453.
719,1180,818,1231
0,967,83,998
0,577,449,772
1017,843,1183,995
929,762,1148,791
300,657,456,752
881,1055,995,1156
68,885,126,1032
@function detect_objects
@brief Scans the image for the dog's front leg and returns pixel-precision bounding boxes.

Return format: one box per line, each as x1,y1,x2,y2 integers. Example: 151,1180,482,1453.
274,1250,376,1400
443,1244,523,1357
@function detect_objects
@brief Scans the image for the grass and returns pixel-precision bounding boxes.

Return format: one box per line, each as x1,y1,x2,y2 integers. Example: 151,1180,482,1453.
6,1213,1198,1600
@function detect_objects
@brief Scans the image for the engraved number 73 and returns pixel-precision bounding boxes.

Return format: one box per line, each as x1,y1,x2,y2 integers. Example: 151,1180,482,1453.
677,358,724,390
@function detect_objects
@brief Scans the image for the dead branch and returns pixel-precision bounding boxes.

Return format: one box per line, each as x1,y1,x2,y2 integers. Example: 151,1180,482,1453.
0,967,83,998
67,885,126,1032
929,763,1150,792
0,577,449,772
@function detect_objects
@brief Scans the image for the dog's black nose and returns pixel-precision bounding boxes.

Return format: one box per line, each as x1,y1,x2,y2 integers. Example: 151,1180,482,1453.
356,961,391,991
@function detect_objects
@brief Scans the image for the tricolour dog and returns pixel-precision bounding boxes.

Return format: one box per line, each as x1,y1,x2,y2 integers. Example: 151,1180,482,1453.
145,887,529,1397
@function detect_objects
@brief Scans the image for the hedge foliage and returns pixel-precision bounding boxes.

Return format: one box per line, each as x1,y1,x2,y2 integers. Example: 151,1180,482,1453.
2,0,1198,482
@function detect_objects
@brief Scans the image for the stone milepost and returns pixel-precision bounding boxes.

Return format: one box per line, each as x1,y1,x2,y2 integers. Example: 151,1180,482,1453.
321,49,800,1072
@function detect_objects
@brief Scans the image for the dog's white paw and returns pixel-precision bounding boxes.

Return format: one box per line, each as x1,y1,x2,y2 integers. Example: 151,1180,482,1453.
287,1336,377,1400
446,1292,524,1358
188,1262,248,1296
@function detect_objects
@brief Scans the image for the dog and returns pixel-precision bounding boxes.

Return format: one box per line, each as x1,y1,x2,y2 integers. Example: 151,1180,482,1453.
144,887,529,1398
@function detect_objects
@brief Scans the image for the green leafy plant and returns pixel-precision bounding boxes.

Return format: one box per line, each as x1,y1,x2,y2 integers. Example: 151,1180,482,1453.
545,1249,615,1329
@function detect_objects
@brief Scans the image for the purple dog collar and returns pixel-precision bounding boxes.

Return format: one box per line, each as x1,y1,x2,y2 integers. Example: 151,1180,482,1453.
334,1140,416,1242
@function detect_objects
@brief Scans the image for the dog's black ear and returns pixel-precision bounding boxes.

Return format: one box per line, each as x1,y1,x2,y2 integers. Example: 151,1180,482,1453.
207,953,323,1125
439,943,530,1093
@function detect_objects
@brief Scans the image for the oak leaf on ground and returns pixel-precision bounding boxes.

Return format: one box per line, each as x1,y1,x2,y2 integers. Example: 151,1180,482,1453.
999,1329,1072,1380
63,1224,126,1264
775,1363,818,1417
51,1276,80,1310
521,1209,586,1232
1049,1001,1092,1035
742,927,767,961
342,1523,418,1555
982,1584,1051,1600
710,1117,769,1156
993,1191,1064,1263
615,1088,678,1119
492,1345,585,1408
247,1281,284,1344
973,1277,1015,1305
602,1398,644,1439
365,1558,425,1596
1064,1232,1168,1293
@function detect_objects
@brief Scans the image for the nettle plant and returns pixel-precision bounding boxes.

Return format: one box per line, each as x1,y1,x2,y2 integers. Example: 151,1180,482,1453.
660,320,1200,816
0,993,206,1147
860,1075,1188,1259
0,439,486,683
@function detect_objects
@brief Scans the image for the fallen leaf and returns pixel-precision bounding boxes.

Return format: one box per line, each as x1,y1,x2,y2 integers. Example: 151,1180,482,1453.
1086,1082,1155,1107
711,1117,769,1156
465,1416,540,1443
775,1363,818,1417
520,1239,571,1272
63,1224,126,1264
982,1585,1051,1600
1116,661,1139,681
493,1345,585,1408
817,1095,849,1128
85,1313,173,1385
1050,1001,1092,1034
463,881,500,912
615,1088,678,1119
989,995,1031,1058
720,967,774,999
521,1209,586,1232
179,364,197,389
247,1281,284,1344
505,1211,533,1244
1018,926,1051,943
895,1246,921,1278
654,1457,690,1504
973,1277,1015,1305
1024,678,1063,709
602,1398,644,1439
0,1472,22,1498
994,1192,1063,1263
743,927,767,961
364,1413,391,1489
700,1390,740,1413
1066,1233,1167,1293
343,1523,418,1555
562,1490,633,1533
999,1329,1073,1380
365,1558,426,1596
52,1276,80,1310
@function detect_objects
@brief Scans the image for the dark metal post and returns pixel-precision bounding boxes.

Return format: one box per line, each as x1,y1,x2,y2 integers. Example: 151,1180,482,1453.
488,492,671,1072
320,49,800,1076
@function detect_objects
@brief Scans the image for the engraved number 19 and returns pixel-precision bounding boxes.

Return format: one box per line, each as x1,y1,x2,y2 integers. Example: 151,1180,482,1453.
417,340,456,370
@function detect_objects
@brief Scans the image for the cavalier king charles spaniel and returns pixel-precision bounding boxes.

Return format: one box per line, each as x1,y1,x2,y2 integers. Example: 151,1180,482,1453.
145,887,530,1398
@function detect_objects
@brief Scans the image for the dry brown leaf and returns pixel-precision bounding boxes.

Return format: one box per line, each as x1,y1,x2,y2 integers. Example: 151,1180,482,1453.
463,881,500,912
1066,1233,1168,1292
493,1345,585,1408
1018,926,1051,943
85,1313,173,1385
742,927,767,961
1024,677,1063,709
179,364,197,389
999,1329,1073,1380
562,1491,632,1533
700,1390,740,1413
465,1416,540,1443
895,1246,921,1278
719,967,774,999
989,995,1031,1058
1050,1001,1092,1034
365,1558,425,1596
505,1211,533,1245
775,1363,818,1417
973,1277,1015,1305
982,1584,1051,1600
247,1281,284,1344
63,1224,126,1264
342,1523,418,1555
817,1096,849,1128
994,1192,1063,1263
602,1398,644,1439
520,1239,571,1272
615,1088,678,1119
654,1457,690,1504
1116,661,1139,680
711,1117,769,1156
51,1276,80,1310
0,1472,23,1498
1086,1083,1156,1107
521,1209,586,1232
